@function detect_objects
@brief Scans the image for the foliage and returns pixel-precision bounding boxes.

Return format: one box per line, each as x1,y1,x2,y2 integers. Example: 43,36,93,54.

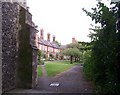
62,47,81,63
78,41,92,63
38,50,45,65
83,2,120,93
38,50,42,64
55,40,61,46
62,42,82,64
78,41,92,52
41,52,46,59
67,42,81,49
83,50,94,80
59,52,64,60
37,66,42,77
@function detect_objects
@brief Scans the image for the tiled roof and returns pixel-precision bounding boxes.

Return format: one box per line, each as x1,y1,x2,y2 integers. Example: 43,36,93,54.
60,45,67,49
38,39,60,49
50,42,60,48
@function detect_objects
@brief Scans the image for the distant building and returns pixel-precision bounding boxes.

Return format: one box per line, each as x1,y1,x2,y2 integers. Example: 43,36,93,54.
37,29,60,59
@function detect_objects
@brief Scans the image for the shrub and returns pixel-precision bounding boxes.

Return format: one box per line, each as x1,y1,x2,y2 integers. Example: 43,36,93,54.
41,52,46,59
38,50,41,64
83,50,94,80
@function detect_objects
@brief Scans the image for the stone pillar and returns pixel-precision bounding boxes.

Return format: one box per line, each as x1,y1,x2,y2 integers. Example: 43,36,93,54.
30,26,39,88
32,49,38,88
17,6,33,88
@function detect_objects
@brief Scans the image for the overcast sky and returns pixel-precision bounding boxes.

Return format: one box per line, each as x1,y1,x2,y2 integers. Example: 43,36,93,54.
27,0,110,45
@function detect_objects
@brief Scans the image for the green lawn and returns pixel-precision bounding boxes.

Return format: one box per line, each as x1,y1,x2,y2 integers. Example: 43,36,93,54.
37,65,42,77
45,60,79,77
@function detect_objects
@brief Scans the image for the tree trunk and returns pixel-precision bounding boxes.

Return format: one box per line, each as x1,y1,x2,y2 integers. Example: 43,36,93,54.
77,57,79,62
75,57,77,62
70,55,73,64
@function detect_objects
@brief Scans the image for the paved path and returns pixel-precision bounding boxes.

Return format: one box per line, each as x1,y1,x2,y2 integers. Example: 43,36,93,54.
5,64,93,94
37,64,93,93
41,65,47,77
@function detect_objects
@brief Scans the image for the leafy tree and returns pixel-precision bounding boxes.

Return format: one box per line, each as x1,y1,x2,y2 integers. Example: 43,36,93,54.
67,42,81,49
77,41,92,63
59,52,64,60
55,40,61,46
41,52,46,59
83,2,120,93
83,50,94,80
62,42,82,64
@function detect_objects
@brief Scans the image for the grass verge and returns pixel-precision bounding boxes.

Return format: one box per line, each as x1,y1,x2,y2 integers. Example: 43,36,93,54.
37,65,42,77
45,60,79,77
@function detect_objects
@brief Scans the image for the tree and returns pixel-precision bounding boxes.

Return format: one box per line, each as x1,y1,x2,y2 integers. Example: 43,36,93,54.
78,41,92,52
62,42,82,64
67,42,81,49
55,40,61,46
41,52,46,59
38,50,42,64
83,2,120,93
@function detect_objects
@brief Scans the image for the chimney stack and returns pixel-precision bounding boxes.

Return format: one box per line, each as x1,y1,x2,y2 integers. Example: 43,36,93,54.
72,37,76,43
47,33,50,41
53,35,55,42
27,7,29,11
40,28,44,40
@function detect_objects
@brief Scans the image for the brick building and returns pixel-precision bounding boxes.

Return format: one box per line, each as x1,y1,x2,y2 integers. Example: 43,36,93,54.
37,29,60,59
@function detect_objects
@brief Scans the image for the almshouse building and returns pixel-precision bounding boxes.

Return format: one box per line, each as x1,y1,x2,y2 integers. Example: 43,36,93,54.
37,29,60,59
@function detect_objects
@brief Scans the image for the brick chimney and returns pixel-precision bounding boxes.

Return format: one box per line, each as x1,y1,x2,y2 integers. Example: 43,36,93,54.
53,35,55,42
47,33,50,41
40,28,44,40
72,37,76,43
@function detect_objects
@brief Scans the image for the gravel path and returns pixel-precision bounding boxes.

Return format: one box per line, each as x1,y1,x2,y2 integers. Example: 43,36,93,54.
37,64,94,93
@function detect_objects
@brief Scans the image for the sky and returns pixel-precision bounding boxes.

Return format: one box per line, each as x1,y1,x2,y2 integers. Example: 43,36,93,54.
27,0,110,45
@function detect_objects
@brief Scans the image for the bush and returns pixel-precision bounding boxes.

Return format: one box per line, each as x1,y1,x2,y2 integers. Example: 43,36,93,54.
38,50,41,64
41,52,46,59
83,50,94,80
38,60,45,65
38,50,45,65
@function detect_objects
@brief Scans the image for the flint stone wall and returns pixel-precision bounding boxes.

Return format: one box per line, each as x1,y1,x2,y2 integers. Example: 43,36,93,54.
2,2,38,92
2,2,19,92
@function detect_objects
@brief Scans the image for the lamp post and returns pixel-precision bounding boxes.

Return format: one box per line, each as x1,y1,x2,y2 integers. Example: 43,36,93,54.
111,0,120,84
